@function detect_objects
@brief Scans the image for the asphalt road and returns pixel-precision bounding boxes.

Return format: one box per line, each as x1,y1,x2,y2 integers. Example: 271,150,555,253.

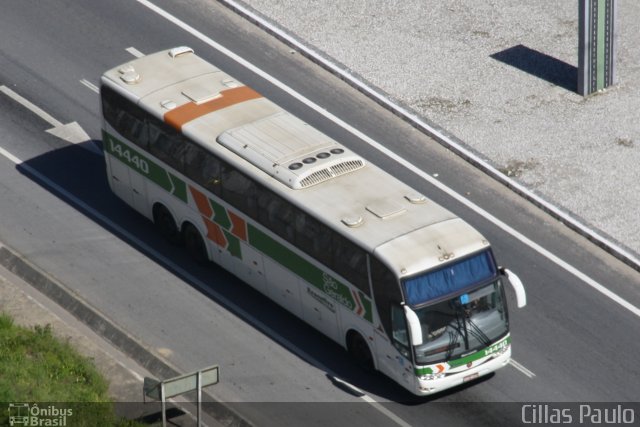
1,1,639,426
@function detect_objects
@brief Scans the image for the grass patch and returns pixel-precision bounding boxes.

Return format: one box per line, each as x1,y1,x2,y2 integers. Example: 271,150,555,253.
0,313,139,426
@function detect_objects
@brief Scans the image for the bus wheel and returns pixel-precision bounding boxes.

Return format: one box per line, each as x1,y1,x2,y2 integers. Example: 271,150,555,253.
153,204,180,245
347,331,374,372
183,223,208,264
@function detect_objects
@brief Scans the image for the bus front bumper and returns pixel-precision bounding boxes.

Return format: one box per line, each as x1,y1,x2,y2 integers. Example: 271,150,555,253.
414,346,511,396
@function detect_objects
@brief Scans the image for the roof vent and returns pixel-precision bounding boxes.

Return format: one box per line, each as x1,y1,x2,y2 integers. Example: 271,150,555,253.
160,99,177,110
168,46,194,58
298,160,364,188
222,78,240,88
117,64,140,84
366,200,406,219
405,193,427,204
217,112,366,189
181,86,221,104
341,215,364,228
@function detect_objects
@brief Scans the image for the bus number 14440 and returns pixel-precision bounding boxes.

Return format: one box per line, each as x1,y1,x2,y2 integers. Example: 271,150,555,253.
108,137,150,175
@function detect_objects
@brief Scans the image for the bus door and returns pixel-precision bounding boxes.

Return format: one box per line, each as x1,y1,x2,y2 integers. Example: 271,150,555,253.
232,243,266,294
129,168,148,214
302,285,340,343
376,305,415,389
107,156,147,215
108,156,133,206
264,259,303,319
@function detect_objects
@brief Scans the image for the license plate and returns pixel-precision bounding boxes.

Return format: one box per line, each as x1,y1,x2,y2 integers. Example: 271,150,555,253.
463,372,479,382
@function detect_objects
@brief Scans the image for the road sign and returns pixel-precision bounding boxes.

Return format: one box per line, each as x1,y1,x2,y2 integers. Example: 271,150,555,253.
143,365,220,427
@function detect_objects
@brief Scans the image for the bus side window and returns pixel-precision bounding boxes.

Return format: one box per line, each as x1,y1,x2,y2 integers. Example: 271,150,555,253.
332,235,369,295
220,165,258,219
391,305,410,358
370,257,401,337
148,120,188,172
116,111,148,149
267,198,294,241
294,211,331,267
101,85,148,149
184,142,222,196
255,190,294,241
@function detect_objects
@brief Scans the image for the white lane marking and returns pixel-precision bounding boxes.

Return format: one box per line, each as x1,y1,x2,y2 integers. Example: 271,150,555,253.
126,46,145,58
0,146,22,164
80,78,99,94
115,360,145,382
0,85,62,127
1,85,100,155
509,359,536,379
361,395,413,427
133,1,640,320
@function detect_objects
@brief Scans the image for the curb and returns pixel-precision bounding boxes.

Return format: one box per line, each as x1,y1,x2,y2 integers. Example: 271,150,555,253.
0,244,251,427
217,0,640,273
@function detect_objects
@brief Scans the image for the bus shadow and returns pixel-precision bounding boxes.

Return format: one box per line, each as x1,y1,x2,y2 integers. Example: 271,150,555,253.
17,143,495,404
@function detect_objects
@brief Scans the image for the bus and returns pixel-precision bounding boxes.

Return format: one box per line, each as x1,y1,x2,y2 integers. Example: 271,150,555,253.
100,47,526,396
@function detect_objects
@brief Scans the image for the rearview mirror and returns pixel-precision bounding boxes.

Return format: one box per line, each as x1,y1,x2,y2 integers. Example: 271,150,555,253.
500,267,527,308
404,305,423,346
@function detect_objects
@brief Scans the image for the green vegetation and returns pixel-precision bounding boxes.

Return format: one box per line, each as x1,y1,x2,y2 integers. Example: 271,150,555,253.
0,313,138,426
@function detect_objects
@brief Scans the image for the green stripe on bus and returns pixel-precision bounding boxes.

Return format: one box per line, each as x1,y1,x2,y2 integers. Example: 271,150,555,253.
223,229,242,258
103,130,187,203
248,224,373,322
414,335,512,376
209,198,232,230
168,173,187,203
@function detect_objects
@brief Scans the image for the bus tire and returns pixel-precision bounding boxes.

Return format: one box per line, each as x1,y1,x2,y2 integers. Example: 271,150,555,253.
347,331,374,372
183,223,208,264
153,204,181,245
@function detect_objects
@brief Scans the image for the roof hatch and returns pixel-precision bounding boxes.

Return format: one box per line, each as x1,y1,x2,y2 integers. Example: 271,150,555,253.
366,200,406,219
218,112,365,189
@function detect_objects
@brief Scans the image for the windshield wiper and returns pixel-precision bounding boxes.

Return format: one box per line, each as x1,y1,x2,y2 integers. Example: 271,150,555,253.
466,317,492,347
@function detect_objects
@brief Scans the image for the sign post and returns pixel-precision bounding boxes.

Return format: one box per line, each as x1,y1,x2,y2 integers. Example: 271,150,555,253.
144,365,220,427
578,0,618,96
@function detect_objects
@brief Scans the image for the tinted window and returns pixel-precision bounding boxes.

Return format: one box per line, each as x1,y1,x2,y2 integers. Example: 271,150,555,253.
331,234,369,294
257,190,295,242
101,85,149,149
148,120,189,171
391,305,410,358
294,211,332,267
184,142,222,196
371,257,400,335
221,164,259,219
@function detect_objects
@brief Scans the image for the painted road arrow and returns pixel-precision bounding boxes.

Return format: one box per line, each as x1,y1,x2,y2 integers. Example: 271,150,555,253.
0,85,101,155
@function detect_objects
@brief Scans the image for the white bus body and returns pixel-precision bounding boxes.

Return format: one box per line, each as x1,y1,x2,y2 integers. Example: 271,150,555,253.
100,47,525,396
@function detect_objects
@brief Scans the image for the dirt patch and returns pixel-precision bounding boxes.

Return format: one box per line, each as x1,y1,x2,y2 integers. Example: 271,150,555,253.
498,159,539,177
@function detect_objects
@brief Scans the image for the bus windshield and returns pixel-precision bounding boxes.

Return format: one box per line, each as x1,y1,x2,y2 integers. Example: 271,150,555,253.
411,281,509,365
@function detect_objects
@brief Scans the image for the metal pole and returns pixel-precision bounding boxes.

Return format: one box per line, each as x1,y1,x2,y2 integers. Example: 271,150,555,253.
197,370,202,427
161,382,166,427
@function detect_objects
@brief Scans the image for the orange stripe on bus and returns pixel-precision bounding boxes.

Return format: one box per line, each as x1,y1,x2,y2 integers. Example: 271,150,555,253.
189,186,213,219
203,217,227,248
228,211,247,242
164,86,262,130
